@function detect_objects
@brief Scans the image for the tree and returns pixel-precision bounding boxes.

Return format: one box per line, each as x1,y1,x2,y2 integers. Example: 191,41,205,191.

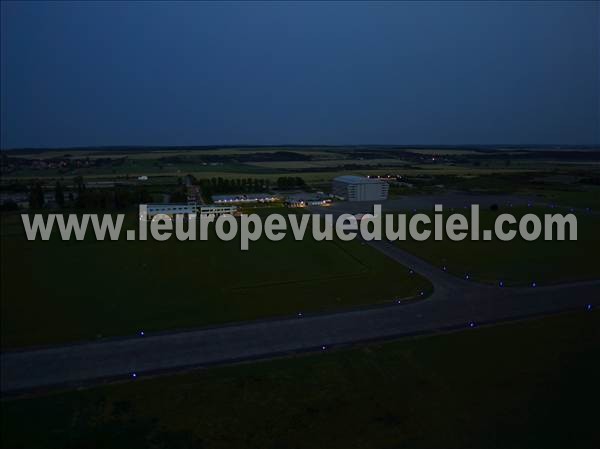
170,186,187,203
0,200,18,211
74,176,86,209
276,176,306,190
29,182,44,209
55,181,65,208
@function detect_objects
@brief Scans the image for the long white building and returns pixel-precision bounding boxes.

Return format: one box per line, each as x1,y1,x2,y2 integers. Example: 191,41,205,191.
145,203,237,218
332,175,389,201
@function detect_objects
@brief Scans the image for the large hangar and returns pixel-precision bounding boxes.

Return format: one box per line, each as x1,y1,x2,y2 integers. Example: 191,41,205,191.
332,175,389,201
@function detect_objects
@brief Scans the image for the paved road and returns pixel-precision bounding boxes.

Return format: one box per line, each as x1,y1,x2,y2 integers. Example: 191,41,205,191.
2,232,599,395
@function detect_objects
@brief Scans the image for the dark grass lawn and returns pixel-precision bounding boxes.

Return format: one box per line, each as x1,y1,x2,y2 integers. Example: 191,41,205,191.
525,187,600,210
395,207,600,286
0,211,430,348
2,311,598,449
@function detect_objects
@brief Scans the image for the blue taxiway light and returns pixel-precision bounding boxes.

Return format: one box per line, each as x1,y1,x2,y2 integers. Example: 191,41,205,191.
586,304,592,311
321,345,327,350
131,373,137,378
469,322,476,328
532,282,537,288
499,281,504,287
419,291,424,297
465,274,470,280
139,331,145,336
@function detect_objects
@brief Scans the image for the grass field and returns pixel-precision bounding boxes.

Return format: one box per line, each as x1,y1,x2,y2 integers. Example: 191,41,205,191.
394,207,600,285
2,159,277,178
523,187,600,210
0,210,430,349
246,158,410,169
9,148,340,160
0,168,550,190
2,311,598,449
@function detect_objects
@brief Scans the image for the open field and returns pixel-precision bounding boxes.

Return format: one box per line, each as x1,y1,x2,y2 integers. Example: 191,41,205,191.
405,148,484,155
246,158,410,169
523,187,600,209
2,311,598,449
0,167,554,186
394,207,600,285
5,146,599,185
0,210,430,349
6,148,342,160
0,160,276,179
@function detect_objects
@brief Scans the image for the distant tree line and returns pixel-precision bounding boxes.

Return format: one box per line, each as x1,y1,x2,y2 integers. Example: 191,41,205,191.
18,175,308,211
199,177,271,195
198,176,307,201
72,177,152,210
26,177,152,211
198,177,266,201
275,177,306,190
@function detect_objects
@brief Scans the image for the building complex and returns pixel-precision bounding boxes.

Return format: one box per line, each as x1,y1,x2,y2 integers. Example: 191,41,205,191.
332,175,389,201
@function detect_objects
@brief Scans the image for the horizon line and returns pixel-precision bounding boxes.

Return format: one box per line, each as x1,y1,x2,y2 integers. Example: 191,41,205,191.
2,143,600,152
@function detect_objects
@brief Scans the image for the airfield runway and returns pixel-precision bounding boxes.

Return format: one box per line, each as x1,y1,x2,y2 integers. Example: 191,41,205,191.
2,235,599,395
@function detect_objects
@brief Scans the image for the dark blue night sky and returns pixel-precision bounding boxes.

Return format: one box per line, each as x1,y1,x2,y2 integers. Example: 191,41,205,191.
1,1,598,149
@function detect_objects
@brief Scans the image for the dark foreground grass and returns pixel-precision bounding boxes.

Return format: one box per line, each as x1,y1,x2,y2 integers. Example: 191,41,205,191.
524,187,600,210
395,207,600,285
2,311,598,449
0,211,430,348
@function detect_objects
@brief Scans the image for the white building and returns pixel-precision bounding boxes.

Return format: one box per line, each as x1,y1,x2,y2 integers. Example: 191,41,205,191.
145,203,237,218
332,176,389,201
212,193,280,204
